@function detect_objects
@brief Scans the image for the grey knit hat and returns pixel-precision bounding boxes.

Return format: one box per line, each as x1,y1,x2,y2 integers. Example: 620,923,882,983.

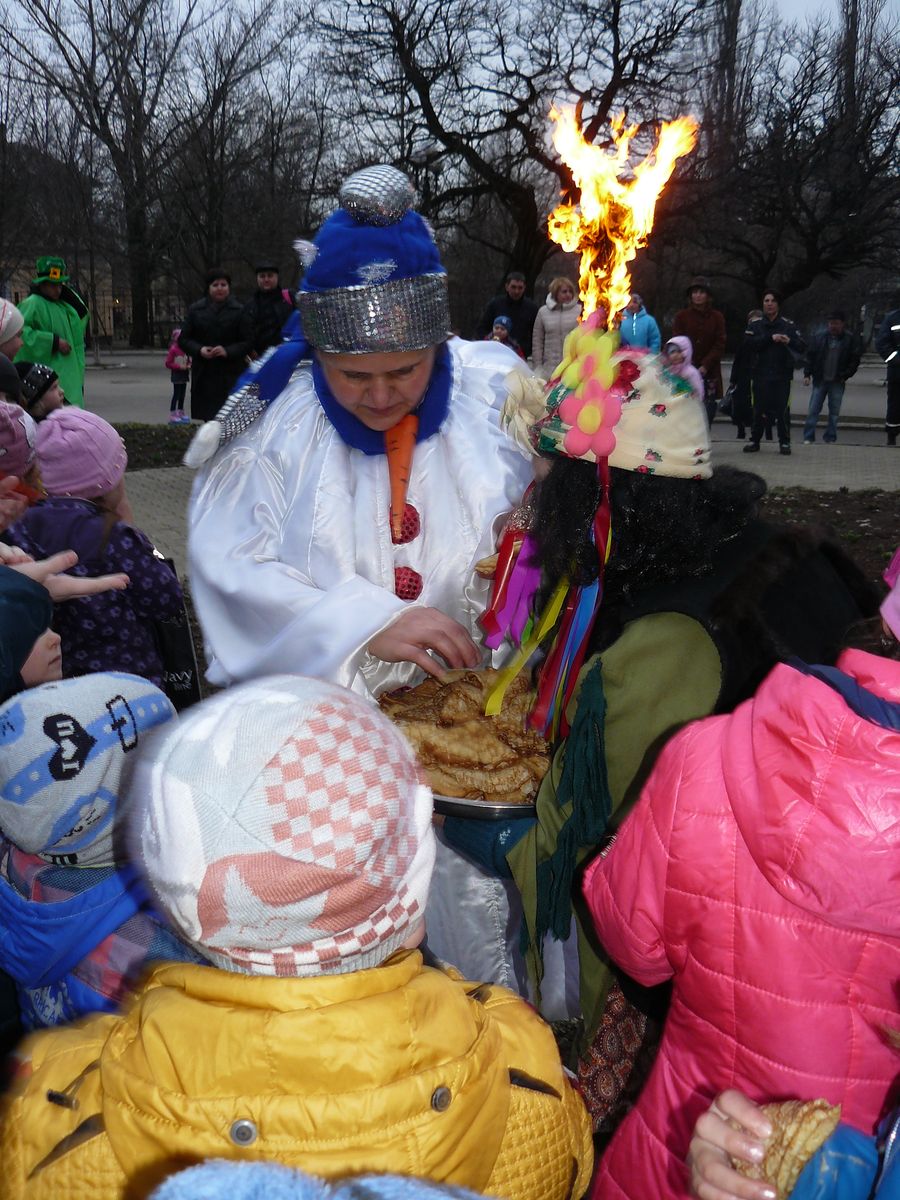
0,673,176,866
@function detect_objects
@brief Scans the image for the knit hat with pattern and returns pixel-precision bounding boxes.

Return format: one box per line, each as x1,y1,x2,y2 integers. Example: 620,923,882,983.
36,407,127,498
15,361,58,410
130,675,435,977
0,673,176,867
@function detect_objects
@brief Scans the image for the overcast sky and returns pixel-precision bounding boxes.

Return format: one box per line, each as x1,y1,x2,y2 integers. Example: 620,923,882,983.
773,0,838,20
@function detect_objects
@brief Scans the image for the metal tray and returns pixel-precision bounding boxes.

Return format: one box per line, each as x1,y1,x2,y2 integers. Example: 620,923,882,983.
433,793,537,821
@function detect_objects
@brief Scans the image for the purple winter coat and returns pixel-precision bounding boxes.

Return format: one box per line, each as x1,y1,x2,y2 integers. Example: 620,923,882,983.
5,497,182,685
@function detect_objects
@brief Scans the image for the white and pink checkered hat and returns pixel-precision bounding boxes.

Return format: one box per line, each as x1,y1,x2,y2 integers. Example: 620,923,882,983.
129,676,435,977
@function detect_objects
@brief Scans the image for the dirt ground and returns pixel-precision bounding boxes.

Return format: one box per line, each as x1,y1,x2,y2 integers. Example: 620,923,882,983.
760,488,896,588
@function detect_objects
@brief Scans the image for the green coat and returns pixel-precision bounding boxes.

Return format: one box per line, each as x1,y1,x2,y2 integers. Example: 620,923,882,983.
15,291,88,407
507,611,721,1035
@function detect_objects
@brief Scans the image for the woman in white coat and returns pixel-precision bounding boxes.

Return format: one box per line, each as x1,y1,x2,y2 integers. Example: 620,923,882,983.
531,278,581,378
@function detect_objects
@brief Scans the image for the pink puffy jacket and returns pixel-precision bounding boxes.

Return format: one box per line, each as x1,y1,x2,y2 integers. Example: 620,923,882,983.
164,330,190,371
585,649,900,1200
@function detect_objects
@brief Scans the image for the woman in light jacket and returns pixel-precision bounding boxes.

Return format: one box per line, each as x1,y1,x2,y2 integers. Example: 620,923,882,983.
531,277,581,378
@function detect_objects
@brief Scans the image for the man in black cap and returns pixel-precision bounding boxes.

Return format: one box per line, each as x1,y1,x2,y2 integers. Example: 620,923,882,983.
242,261,295,360
671,277,726,424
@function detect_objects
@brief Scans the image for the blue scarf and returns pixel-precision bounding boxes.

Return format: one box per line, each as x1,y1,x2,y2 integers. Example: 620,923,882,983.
312,341,452,455
232,327,452,456
789,659,900,731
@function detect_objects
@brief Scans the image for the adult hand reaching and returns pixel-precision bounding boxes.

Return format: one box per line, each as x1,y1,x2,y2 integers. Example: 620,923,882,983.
688,1090,775,1200
11,551,130,601
367,607,481,679
58,338,72,355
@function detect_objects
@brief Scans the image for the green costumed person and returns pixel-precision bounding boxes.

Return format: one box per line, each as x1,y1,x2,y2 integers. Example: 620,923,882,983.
15,256,89,408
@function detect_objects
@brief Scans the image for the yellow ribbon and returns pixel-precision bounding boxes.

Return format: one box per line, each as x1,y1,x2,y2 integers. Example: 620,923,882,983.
484,577,569,716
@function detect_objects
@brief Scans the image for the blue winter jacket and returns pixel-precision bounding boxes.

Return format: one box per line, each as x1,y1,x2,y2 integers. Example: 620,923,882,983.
792,1110,900,1199
0,846,203,1029
617,306,661,351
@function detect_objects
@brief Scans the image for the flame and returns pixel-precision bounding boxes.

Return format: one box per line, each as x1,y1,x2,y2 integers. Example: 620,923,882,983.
547,108,698,322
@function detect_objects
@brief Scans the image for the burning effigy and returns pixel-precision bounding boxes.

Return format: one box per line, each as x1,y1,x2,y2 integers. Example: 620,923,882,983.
480,107,700,738
547,106,698,321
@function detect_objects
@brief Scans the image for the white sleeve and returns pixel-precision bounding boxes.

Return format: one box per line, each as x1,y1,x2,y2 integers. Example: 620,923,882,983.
188,388,405,690
450,337,535,413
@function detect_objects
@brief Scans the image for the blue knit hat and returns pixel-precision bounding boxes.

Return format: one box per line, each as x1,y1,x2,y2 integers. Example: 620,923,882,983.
150,1162,484,1200
182,166,453,468
296,165,450,354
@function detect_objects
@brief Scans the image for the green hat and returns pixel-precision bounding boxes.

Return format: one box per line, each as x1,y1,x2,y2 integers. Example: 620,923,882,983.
32,256,69,286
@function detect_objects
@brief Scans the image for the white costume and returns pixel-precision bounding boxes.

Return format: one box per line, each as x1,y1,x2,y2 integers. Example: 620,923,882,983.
187,340,561,1001
189,341,531,693
187,167,573,1015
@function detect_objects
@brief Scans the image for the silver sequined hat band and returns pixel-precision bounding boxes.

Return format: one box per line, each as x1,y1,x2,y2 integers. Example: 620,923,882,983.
298,274,450,354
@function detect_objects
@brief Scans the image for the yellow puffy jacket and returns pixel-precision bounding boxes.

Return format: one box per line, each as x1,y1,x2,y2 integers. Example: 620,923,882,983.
0,951,592,1199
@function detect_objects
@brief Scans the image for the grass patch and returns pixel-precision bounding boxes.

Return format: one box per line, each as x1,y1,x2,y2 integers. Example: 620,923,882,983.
116,422,194,471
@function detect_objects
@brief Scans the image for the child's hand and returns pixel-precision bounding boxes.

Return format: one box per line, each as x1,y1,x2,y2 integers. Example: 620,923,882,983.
0,544,33,566
0,476,28,532
10,551,130,601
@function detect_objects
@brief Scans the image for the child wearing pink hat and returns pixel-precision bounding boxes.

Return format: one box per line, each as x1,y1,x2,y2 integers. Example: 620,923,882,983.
4,408,183,685
0,401,39,491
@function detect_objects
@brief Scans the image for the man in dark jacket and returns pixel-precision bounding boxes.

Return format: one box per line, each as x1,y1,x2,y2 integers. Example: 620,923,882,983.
801,310,862,444
671,277,726,423
242,261,294,359
875,306,900,446
743,290,805,456
476,271,539,357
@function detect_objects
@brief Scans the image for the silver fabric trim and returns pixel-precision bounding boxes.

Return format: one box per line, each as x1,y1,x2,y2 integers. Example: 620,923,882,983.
215,381,267,446
298,273,451,354
339,165,416,226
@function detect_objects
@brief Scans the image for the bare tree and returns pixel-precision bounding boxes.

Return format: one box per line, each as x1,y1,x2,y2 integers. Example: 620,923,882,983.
666,0,900,303
313,0,711,303
1,0,293,343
